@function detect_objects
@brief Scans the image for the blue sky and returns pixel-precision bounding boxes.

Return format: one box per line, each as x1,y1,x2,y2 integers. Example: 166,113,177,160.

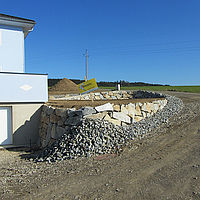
1,0,200,85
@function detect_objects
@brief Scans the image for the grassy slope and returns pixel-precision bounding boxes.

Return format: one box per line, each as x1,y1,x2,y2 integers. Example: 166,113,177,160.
99,86,200,93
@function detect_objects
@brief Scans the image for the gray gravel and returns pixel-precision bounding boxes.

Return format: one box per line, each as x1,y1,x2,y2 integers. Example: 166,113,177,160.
35,94,183,163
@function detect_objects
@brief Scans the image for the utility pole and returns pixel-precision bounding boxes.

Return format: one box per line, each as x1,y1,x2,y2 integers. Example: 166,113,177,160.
85,49,88,81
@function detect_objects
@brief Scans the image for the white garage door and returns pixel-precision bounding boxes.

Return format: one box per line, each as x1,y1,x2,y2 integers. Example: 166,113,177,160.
0,107,12,145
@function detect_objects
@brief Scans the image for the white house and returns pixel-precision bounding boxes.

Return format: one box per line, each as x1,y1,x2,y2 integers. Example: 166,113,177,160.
0,13,48,146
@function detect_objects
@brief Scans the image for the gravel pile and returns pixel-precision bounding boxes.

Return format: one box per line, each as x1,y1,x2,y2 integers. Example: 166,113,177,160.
35,94,183,163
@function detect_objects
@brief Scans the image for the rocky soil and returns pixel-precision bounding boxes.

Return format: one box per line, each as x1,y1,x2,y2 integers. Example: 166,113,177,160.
0,91,200,200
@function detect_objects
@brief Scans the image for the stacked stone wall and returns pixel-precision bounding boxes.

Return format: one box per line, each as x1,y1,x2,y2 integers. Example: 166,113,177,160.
39,98,167,148
49,90,163,101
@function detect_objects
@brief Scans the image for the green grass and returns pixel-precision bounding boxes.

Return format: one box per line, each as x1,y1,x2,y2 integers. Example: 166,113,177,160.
99,86,200,93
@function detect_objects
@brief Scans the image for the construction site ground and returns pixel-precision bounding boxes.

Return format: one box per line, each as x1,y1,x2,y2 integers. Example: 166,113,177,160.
0,91,200,200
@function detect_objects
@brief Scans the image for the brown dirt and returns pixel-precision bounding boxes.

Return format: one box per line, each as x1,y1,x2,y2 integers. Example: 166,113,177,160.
0,91,200,200
49,78,80,94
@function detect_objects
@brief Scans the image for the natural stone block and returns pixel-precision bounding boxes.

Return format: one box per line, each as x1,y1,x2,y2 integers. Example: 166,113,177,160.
113,104,120,112
121,122,128,126
111,96,117,100
95,103,113,112
83,95,90,100
42,105,48,113
57,119,64,126
81,107,96,116
85,112,107,120
104,114,121,126
56,127,66,138
50,114,60,123
126,103,136,118
142,111,146,118
142,103,151,113
121,104,128,115
43,124,52,147
47,106,54,115
55,108,67,117
135,104,142,116
95,95,101,100
51,124,57,139
65,115,82,126
134,116,143,122
40,114,49,124
68,110,82,117
113,112,131,124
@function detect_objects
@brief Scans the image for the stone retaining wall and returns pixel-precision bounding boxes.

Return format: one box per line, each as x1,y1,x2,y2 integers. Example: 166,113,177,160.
49,90,163,101
39,98,167,148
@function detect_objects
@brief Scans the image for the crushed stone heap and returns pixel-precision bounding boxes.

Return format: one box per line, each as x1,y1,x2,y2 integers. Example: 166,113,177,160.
35,94,183,163
49,78,80,94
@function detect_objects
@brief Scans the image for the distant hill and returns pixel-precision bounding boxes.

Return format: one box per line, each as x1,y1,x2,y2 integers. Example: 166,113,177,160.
48,79,169,88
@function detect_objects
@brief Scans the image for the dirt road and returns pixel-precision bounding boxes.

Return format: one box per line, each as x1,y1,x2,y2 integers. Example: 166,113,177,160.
0,92,200,200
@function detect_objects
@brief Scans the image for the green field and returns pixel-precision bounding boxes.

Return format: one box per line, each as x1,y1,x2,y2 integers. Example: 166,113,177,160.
99,86,200,93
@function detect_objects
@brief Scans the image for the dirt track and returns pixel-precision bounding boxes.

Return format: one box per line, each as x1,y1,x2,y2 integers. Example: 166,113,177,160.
0,91,200,200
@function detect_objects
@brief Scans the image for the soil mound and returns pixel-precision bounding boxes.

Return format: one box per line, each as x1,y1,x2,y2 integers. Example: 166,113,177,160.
49,78,80,94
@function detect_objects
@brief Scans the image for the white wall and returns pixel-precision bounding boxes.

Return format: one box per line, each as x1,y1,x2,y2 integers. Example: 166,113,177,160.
0,73,48,103
0,25,24,73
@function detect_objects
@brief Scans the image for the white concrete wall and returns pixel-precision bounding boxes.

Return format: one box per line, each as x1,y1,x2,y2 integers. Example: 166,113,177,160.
0,25,24,73
0,73,48,103
0,103,43,146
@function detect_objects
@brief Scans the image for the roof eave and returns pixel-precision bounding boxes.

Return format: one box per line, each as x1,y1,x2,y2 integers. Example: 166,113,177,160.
0,17,36,38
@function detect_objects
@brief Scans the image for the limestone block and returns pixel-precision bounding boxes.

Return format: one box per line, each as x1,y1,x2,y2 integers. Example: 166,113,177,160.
84,95,90,100
104,114,121,126
134,116,143,122
95,95,101,100
111,96,117,100
135,104,142,116
113,104,121,112
146,113,151,117
121,122,128,126
113,112,131,124
142,111,146,118
153,104,159,113
85,112,107,120
81,107,96,116
121,104,128,115
127,103,136,118
141,103,147,112
95,103,113,112
152,100,160,104
99,94,104,99
145,103,152,113
147,103,155,111
122,94,128,99
103,94,110,99
115,94,121,99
